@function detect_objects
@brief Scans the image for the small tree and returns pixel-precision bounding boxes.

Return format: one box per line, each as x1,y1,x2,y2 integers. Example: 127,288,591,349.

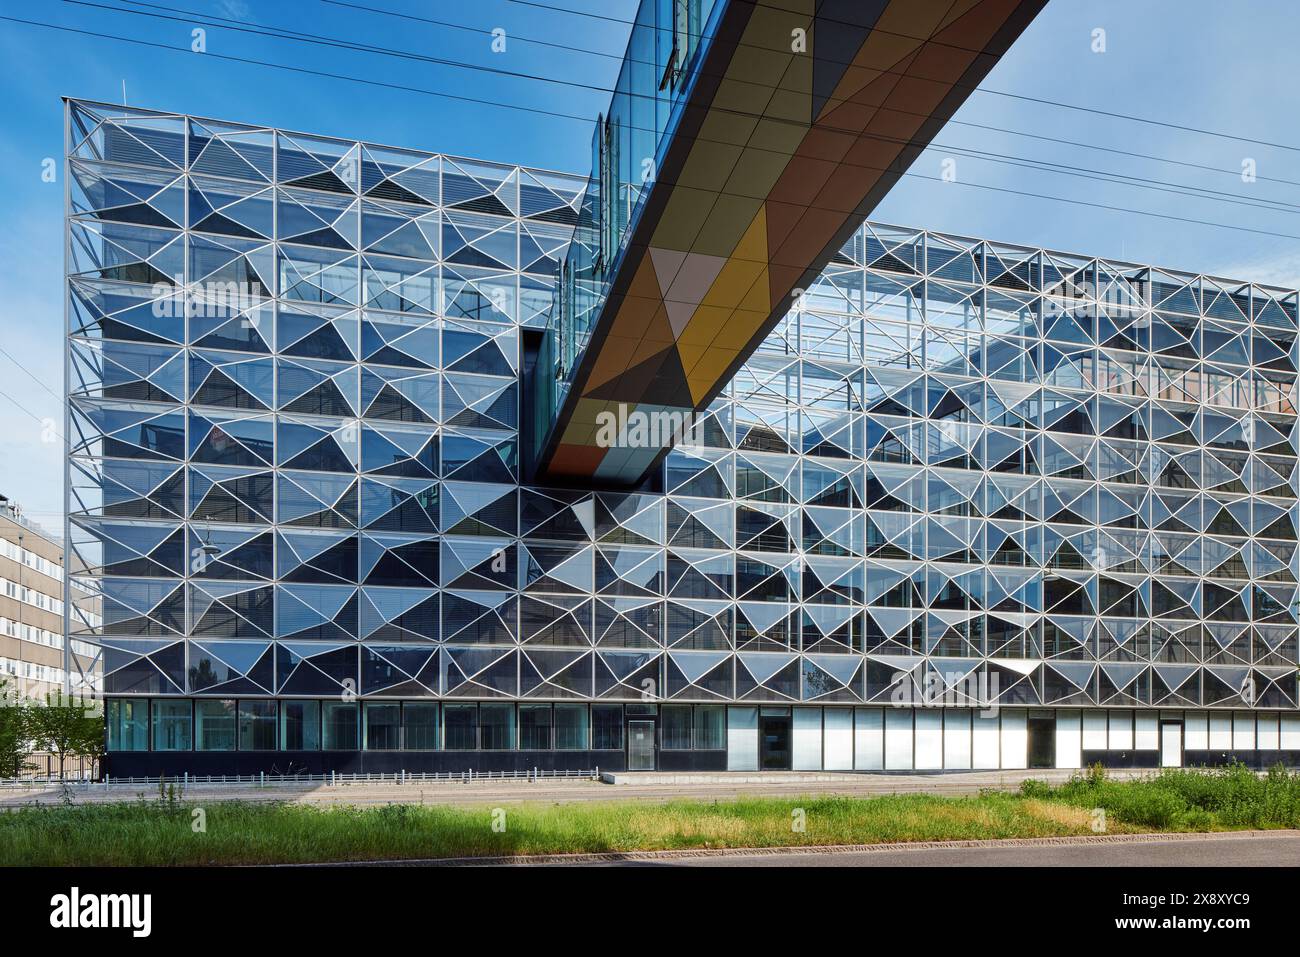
0,677,31,778
28,692,104,779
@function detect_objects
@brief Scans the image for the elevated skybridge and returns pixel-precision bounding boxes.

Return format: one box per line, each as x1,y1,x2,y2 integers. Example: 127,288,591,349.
529,0,1048,485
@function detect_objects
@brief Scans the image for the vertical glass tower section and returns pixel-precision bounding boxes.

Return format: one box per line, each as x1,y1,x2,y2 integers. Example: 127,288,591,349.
66,100,1300,773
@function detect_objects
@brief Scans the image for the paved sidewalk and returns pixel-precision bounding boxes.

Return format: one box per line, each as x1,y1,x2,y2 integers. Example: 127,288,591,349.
0,768,1154,809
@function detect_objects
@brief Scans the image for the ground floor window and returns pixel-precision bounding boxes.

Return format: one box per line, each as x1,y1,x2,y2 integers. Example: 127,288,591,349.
322,701,358,751
480,702,516,750
662,705,693,749
281,700,320,751
364,703,401,751
239,701,278,751
519,704,552,750
403,702,438,750
554,704,588,750
152,700,192,751
444,703,477,750
592,704,623,750
107,699,149,751
112,699,740,754
695,705,725,750
196,700,237,751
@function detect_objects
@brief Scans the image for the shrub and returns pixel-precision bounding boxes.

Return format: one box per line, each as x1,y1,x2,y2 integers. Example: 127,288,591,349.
1102,786,1189,829
1020,778,1052,799
1024,763,1300,831
1180,807,1213,832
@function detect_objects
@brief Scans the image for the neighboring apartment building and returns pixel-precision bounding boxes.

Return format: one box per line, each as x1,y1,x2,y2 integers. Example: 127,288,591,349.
0,495,98,701
66,99,1300,776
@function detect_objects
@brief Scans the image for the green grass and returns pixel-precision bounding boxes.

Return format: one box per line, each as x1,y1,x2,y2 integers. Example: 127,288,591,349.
2,765,1296,865
1020,762,1300,831
0,792,1103,866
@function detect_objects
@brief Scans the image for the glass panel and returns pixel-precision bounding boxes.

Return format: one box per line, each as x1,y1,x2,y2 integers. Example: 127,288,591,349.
281,700,320,751
628,720,655,770
151,699,192,751
444,703,478,750
592,704,623,749
694,705,725,750
363,702,401,750
238,700,277,750
402,702,438,750
554,703,589,750
480,702,516,750
662,704,692,749
519,704,552,750
322,701,358,750
107,699,149,751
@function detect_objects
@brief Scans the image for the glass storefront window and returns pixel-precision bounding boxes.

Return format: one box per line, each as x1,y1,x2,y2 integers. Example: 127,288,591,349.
662,705,692,749
554,704,588,750
480,703,516,750
402,703,438,750
107,699,148,751
238,700,277,751
519,704,551,750
322,701,358,751
444,703,478,750
281,700,320,751
151,700,192,751
364,703,401,750
592,704,622,750
695,705,725,750
195,700,235,752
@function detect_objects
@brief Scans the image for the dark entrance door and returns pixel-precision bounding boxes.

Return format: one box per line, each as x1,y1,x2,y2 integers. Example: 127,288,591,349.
1027,716,1055,769
759,714,791,770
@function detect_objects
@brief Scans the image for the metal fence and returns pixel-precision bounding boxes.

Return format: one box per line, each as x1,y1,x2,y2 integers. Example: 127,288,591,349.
8,753,99,782
0,767,600,790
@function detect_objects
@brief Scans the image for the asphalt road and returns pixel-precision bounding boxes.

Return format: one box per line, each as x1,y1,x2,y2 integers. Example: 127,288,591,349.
633,832,1300,867
315,830,1299,866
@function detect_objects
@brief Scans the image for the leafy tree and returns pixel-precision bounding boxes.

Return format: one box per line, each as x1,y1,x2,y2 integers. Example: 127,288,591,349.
28,692,104,779
0,677,31,778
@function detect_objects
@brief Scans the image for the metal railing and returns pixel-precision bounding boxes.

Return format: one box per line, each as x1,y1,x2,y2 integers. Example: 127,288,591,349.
6,753,99,782
0,767,601,790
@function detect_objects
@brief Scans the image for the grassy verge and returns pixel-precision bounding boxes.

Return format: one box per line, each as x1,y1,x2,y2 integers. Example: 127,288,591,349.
1,765,1296,865
0,792,1104,866
1021,762,1300,830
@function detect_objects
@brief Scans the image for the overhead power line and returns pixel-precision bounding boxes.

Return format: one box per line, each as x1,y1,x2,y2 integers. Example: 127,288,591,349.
96,0,1300,157
505,0,1024,55
320,0,1300,194
0,346,65,405
62,1,1300,219
321,0,631,64
12,13,1300,246
501,0,1300,155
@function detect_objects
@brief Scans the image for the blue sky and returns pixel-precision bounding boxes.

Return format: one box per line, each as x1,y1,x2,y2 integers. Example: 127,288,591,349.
2,0,1299,528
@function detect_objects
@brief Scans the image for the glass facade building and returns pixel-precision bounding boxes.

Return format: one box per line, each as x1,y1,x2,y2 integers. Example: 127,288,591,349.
67,99,1300,775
